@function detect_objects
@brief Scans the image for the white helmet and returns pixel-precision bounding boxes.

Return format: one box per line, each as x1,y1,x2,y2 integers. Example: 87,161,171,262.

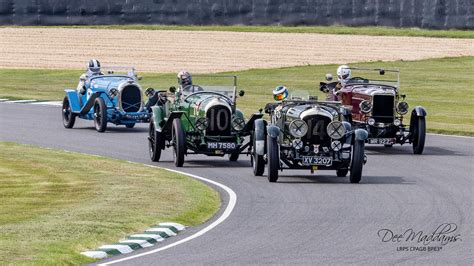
177,70,192,86
337,65,351,83
88,59,101,74
273,86,289,102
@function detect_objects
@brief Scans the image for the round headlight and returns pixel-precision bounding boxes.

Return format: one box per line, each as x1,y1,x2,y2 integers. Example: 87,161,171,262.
359,100,372,114
289,120,308,138
368,118,375,126
326,121,346,140
394,119,401,126
195,117,208,131
108,88,119,98
331,140,342,151
292,139,303,150
397,102,409,115
145,87,156,98
232,118,245,131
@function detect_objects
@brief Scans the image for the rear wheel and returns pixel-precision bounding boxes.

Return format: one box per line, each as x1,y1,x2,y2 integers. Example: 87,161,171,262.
126,123,135,129
412,117,426,155
93,97,107,132
251,133,265,176
172,118,185,167
267,136,279,183
349,140,364,183
149,122,163,162
62,96,76,128
228,153,239,161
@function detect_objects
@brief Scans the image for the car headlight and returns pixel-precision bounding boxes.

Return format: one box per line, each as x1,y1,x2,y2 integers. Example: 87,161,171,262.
108,88,119,98
331,140,342,151
397,101,409,115
292,139,303,150
326,121,346,140
195,117,208,131
289,120,308,138
232,117,245,131
359,100,372,114
145,87,156,98
368,118,375,126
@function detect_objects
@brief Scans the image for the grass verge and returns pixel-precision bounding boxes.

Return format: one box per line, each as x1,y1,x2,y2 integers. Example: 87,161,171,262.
0,142,220,265
4,25,473,38
0,56,473,136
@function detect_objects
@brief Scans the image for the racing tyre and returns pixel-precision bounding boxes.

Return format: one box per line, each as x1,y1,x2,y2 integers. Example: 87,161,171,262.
149,122,164,162
412,117,426,155
349,140,364,183
93,97,107,132
267,136,279,183
251,133,265,176
172,118,185,167
126,123,135,129
62,96,76,128
336,168,349,177
228,153,239,161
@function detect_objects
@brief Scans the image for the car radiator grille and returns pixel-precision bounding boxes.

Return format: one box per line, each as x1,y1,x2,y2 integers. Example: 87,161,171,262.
206,106,231,135
120,85,142,112
302,115,332,146
372,95,394,123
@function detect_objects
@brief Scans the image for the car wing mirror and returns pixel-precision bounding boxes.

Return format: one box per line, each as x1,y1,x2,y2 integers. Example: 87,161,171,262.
169,86,176,93
325,73,333,81
238,90,245,97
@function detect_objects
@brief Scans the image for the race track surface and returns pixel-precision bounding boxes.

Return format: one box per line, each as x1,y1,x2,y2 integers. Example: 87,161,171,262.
1,28,473,73
0,102,472,264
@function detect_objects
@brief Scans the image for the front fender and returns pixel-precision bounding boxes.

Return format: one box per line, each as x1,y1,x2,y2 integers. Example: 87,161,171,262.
412,106,427,117
354,128,368,141
65,89,81,113
266,125,280,139
342,121,352,144
254,119,266,155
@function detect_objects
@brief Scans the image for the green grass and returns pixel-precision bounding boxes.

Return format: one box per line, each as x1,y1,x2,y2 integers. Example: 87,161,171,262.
0,56,473,136
0,142,220,265
5,25,473,38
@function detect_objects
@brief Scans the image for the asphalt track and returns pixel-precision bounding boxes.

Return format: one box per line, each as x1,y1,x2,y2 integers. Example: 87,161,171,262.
0,102,472,264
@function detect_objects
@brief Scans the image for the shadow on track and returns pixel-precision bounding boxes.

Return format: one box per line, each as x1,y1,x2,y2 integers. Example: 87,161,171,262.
67,126,148,133
366,145,465,156
273,175,413,185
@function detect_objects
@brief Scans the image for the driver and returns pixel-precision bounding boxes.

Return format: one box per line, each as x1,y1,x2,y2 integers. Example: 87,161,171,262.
335,64,352,89
273,86,289,102
76,59,103,94
177,70,203,96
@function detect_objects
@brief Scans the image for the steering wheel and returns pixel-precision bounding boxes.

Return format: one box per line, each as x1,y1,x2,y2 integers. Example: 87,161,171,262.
184,91,233,105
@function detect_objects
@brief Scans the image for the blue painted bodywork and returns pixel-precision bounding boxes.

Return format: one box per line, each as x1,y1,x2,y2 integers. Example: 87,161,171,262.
64,74,151,125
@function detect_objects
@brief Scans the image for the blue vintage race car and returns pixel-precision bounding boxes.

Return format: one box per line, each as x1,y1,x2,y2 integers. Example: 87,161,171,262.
62,67,155,132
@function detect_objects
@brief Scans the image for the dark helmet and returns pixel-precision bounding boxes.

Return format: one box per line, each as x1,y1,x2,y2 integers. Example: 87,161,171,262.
177,70,192,86
88,59,101,73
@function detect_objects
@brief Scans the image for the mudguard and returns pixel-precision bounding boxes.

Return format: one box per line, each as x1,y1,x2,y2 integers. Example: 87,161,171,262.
151,105,166,131
354,128,369,141
79,91,102,115
161,111,184,134
342,121,352,144
412,106,427,117
254,119,266,156
65,90,82,113
266,125,280,139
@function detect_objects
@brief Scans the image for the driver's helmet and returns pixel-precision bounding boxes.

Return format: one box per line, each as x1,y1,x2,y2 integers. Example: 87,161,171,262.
87,59,101,74
337,65,351,83
273,86,289,102
177,70,192,87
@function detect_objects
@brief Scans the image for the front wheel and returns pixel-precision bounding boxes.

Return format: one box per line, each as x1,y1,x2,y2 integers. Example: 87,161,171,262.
172,118,186,167
62,96,76,128
149,122,164,162
349,140,364,183
267,136,279,183
412,117,426,155
93,97,107,132
251,133,265,176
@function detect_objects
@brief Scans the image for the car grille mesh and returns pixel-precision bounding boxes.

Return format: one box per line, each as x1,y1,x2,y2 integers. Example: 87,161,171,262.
206,106,231,135
372,95,394,123
121,85,141,112
302,115,331,146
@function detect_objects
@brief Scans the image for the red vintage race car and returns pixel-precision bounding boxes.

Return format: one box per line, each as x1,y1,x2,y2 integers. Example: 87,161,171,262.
320,67,426,154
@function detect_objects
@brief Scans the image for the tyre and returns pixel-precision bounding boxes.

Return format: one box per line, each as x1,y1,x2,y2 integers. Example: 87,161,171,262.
62,96,76,128
336,168,349,177
228,152,239,161
349,140,364,183
251,133,265,176
126,123,135,129
172,118,186,167
93,97,107,132
412,116,426,155
149,122,163,162
267,136,279,183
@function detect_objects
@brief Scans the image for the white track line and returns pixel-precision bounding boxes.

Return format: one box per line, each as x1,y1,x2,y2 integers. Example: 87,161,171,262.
98,165,237,266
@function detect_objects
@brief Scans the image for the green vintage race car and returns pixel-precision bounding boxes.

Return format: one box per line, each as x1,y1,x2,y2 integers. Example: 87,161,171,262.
147,75,263,167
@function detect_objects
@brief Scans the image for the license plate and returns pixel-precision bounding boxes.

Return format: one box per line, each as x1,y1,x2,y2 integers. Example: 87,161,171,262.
301,156,333,166
368,138,395,144
207,142,237,150
124,114,145,120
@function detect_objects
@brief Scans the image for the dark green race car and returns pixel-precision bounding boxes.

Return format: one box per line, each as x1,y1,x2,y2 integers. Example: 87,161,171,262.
147,75,263,167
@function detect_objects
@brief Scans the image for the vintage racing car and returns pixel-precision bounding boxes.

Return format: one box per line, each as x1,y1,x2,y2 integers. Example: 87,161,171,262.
148,75,263,167
252,91,368,183
62,67,153,132
320,67,427,154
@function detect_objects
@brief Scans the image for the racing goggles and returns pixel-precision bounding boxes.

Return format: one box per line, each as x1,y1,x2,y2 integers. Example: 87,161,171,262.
339,74,350,80
273,90,288,101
